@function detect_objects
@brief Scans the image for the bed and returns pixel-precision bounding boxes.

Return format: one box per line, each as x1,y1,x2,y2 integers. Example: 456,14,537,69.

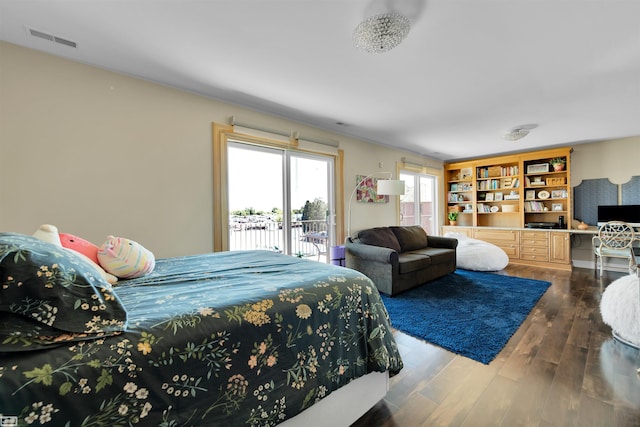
0,233,403,426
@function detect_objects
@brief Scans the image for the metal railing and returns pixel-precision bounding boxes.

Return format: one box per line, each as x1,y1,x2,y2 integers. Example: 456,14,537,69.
229,219,329,261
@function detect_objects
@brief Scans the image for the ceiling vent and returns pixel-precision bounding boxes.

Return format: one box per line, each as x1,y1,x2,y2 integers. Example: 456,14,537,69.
27,26,77,48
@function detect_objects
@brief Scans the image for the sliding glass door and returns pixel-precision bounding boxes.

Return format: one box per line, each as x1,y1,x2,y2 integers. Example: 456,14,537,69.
228,143,283,252
227,141,334,261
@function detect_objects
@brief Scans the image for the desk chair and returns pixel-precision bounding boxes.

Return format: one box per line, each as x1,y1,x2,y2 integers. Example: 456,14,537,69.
592,221,636,276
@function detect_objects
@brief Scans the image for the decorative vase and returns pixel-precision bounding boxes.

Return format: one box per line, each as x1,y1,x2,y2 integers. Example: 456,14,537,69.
553,163,565,171
450,221,457,226
578,221,589,230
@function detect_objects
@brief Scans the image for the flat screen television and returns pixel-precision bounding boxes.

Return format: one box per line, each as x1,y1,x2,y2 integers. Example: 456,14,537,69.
597,205,640,227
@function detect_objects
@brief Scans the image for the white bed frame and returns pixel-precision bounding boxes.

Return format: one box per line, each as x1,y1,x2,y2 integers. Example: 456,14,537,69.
279,371,388,427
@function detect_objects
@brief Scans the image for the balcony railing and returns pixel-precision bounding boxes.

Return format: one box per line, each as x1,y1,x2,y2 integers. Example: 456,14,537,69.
229,219,329,262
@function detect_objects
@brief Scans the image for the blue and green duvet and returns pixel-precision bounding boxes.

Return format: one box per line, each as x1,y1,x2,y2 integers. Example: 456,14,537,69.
0,247,402,426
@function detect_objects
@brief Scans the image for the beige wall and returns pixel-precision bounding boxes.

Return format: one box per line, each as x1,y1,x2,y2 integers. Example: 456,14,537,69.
0,42,438,257
571,137,640,186
2,42,637,262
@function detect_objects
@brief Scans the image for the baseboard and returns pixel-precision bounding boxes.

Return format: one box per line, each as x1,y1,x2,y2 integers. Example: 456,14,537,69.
572,259,630,273
572,259,595,270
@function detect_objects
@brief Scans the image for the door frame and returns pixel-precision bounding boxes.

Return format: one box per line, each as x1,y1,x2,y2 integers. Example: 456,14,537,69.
212,122,344,252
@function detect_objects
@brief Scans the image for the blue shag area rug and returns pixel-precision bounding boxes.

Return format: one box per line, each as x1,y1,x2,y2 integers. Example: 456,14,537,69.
380,270,551,364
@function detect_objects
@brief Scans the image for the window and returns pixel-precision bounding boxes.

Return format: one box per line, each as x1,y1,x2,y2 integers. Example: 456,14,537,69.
400,172,439,235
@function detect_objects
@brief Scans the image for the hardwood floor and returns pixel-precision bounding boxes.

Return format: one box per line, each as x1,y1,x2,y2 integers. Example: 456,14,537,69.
352,266,640,427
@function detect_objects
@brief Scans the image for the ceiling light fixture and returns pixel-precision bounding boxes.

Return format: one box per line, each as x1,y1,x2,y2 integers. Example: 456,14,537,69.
502,128,530,141
353,13,411,53
502,124,538,141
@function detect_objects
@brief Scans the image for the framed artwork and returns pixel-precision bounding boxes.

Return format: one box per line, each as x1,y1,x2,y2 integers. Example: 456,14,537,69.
525,190,535,200
552,203,563,211
551,189,567,199
495,192,503,201
485,193,494,201
356,175,388,203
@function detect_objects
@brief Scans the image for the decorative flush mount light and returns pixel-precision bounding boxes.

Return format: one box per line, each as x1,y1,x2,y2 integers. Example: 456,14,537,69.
353,13,411,53
502,128,530,141
502,124,538,141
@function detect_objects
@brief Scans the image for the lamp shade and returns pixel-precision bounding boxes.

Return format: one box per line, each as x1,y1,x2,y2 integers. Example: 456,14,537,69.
377,179,405,196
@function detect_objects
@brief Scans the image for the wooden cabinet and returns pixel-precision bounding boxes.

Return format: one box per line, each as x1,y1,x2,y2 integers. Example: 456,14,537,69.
549,232,571,265
445,164,474,227
443,147,574,270
444,147,572,230
439,226,573,270
474,229,520,259
475,156,521,228
522,152,571,228
441,226,474,237
520,230,549,263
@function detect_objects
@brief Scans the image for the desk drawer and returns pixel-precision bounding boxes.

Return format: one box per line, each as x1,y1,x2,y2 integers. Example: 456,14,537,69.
475,229,519,243
521,246,549,256
520,252,549,262
521,237,548,247
521,230,548,240
498,244,520,258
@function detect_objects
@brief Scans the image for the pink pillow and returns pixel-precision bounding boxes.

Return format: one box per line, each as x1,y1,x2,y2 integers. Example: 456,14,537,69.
60,232,99,264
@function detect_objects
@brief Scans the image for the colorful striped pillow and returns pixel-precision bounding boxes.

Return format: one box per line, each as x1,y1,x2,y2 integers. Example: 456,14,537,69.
97,235,155,279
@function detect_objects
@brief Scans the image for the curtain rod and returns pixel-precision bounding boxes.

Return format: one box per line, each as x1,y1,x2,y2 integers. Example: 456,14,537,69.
295,132,340,148
401,157,429,167
230,116,293,139
230,117,340,148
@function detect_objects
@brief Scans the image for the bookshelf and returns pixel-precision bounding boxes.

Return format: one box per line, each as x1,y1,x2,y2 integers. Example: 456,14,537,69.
444,147,572,229
443,147,573,270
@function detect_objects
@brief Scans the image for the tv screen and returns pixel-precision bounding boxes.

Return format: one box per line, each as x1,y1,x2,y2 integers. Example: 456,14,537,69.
597,205,640,226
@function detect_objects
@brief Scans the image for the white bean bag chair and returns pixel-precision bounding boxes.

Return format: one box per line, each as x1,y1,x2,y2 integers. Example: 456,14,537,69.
600,274,640,348
444,232,509,271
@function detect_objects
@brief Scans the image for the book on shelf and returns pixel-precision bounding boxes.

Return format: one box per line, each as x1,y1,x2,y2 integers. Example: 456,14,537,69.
524,201,547,212
477,165,519,178
476,203,492,213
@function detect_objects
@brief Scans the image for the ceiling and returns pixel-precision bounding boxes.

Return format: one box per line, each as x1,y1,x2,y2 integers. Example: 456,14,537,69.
1,0,639,161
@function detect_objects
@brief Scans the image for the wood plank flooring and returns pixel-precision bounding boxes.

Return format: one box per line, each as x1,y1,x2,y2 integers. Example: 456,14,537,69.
352,266,640,427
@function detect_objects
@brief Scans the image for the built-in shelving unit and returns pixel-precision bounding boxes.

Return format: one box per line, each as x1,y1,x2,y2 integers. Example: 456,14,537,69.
445,147,572,229
475,155,521,228
522,156,570,227
443,147,573,270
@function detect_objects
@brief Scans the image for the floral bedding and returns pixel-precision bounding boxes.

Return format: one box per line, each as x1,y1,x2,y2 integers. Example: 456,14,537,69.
0,239,403,426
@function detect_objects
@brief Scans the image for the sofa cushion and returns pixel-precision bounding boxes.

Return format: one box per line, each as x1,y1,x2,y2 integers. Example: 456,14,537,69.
391,226,429,252
397,252,432,274
355,227,402,252
408,247,455,265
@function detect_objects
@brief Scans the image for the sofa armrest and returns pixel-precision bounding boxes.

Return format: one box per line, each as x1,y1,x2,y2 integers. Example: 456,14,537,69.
345,242,399,264
427,236,459,250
